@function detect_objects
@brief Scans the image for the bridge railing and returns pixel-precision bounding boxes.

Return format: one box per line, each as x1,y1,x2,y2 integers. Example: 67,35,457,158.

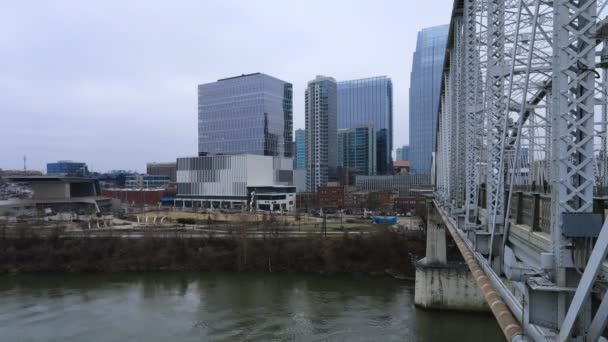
479,188,607,235
511,191,607,235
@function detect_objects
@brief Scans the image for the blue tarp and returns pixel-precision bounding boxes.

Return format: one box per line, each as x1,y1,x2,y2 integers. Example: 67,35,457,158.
372,216,397,225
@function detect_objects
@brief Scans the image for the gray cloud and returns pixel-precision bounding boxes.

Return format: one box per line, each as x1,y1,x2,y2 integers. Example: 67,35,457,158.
0,0,452,172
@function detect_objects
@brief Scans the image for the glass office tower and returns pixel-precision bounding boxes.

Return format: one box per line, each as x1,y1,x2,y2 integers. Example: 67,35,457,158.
294,129,306,170
337,76,393,175
396,145,410,161
305,76,338,192
408,25,448,175
198,73,293,157
338,125,376,176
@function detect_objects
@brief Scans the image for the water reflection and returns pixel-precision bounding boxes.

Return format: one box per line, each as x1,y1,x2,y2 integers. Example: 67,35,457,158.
416,307,504,341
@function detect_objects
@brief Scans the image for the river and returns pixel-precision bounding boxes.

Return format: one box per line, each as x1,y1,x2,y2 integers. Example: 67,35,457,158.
0,273,503,341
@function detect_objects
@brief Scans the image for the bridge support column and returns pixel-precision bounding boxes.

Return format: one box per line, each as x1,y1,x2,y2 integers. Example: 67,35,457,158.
425,214,447,264
415,202,488,312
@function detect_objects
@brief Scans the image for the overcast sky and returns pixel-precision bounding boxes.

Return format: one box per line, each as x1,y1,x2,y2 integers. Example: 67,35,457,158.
1,0,452,173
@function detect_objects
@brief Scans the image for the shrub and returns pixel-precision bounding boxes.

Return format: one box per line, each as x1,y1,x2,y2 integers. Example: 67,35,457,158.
177,218,196,225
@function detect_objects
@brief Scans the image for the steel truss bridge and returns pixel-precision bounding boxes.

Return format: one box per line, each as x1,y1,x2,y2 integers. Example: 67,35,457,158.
433,0,608,340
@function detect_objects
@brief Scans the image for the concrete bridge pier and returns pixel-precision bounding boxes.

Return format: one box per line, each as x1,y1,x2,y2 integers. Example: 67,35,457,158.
415,202,488,312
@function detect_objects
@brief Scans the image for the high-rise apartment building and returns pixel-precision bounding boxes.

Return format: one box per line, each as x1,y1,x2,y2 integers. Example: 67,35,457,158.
396,145,410,161
305,76,338,192
198,73,293,157
294,129,306,170
338,125,376,176
409,25,448,175
337,76,393,175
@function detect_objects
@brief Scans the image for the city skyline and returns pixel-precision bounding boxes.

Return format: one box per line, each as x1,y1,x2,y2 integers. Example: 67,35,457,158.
0,1,452,172
1,2,604,340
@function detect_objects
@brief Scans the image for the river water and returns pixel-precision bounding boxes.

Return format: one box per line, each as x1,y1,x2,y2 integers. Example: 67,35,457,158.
0,273,503,341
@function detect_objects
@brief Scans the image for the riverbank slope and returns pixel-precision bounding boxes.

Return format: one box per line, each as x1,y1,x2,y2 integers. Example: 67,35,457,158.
0,229,424,276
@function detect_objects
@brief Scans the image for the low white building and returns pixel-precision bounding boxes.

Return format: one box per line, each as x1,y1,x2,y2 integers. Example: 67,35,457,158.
175,154,296,212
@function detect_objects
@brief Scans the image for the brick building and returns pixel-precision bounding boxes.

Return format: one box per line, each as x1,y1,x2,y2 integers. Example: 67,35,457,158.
296,192,319,211
318,186,345,210
344,191,369,211
368,191,398,212
393,196,428,216
393,160,410,174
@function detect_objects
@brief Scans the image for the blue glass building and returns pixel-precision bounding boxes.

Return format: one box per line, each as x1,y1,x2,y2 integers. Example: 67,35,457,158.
408,25,448,175
396,145,410,161
294,129,306,170
337,76,393,175
338,125,376,176
46,160,89,175
198,73,293,157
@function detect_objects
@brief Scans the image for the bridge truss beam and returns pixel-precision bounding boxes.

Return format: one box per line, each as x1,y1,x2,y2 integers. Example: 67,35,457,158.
434,0,608,339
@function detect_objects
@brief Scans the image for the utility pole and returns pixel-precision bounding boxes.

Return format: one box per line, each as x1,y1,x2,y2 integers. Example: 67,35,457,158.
322,212,327,237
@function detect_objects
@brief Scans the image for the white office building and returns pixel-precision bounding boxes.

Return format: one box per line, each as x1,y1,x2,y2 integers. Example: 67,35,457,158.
175,154,296,212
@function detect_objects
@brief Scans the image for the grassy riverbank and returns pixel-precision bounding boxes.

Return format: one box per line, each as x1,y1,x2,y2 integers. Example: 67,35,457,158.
0,228,424,276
